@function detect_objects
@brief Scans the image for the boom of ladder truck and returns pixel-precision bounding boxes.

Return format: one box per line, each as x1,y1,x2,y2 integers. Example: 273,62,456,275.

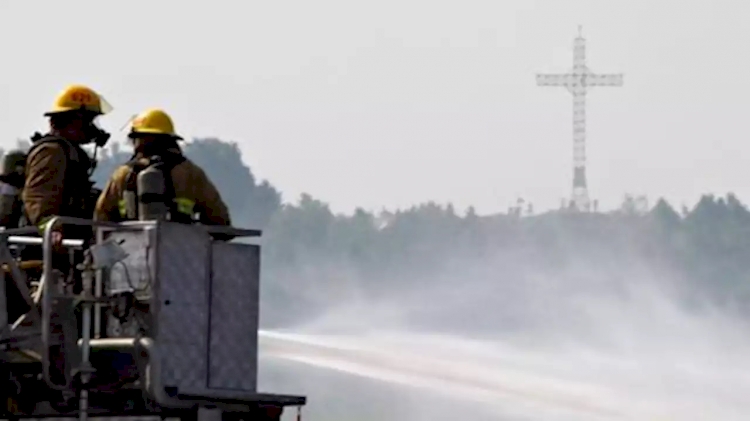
0,216,306,421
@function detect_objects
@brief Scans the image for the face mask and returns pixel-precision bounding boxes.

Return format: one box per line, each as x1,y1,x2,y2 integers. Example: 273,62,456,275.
84,119,111,147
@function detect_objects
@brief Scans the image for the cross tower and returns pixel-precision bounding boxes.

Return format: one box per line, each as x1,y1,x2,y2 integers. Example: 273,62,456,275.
536,26,623,212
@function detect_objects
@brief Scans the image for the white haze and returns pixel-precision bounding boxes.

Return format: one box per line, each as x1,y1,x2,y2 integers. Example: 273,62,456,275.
254,243,750,420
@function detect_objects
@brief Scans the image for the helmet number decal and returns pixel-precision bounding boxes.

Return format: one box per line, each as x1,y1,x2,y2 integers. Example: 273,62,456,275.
70,91,95,105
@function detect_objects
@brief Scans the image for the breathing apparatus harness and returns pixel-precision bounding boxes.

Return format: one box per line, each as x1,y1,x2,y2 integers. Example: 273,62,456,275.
121,151,191,223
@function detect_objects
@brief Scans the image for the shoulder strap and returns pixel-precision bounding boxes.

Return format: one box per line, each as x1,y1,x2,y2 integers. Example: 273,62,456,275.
161,151,186,168
124,157,148,193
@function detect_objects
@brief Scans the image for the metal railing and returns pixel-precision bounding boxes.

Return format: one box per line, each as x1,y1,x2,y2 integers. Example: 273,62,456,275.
0,218,308,419
39,217,262,392
0,217,263,394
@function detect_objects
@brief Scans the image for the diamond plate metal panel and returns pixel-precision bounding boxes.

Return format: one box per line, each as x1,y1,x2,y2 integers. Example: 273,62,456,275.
207,242,259,391
154,222,211,395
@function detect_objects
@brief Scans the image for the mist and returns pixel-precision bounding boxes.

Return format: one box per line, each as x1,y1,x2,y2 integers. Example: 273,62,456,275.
255,211,750,421
85,138,750,420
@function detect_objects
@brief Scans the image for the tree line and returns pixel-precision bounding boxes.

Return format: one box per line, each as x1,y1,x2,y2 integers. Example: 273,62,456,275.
75,138,750,327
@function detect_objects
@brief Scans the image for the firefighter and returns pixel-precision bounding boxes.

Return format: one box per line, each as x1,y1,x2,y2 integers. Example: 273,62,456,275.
0,150,28,330
20,85,111,400
94,108,231,228
23,84,112,243
0,150,27,227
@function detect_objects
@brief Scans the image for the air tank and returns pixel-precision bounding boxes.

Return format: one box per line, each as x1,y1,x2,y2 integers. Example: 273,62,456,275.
137,163,169,221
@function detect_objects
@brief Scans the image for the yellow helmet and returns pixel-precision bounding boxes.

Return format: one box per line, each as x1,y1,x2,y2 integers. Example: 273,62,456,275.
128,108,183,140
44,84,112,116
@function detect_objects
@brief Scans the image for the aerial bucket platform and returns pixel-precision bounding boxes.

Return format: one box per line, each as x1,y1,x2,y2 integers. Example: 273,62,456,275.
0,217,306,421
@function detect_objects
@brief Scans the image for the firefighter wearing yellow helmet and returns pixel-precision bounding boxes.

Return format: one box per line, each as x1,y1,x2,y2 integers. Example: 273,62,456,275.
94,108,231,230
22,84,112,238
17,84,113,391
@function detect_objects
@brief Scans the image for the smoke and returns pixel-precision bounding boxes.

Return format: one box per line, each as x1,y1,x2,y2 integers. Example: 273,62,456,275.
256,228,750,420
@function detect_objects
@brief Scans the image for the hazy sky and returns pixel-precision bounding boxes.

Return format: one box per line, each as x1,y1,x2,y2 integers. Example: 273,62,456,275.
1,0,748,215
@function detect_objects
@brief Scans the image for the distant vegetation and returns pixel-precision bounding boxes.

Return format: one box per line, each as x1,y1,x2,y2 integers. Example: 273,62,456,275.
60,138,750,328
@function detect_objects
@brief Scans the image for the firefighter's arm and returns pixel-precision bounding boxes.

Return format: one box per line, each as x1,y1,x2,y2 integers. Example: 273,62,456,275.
195,171,231,226
22,144,66,229
94,167,128,222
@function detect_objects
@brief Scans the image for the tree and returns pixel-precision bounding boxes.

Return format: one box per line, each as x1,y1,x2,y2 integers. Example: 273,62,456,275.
649,198,681,229
183,138,281,228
